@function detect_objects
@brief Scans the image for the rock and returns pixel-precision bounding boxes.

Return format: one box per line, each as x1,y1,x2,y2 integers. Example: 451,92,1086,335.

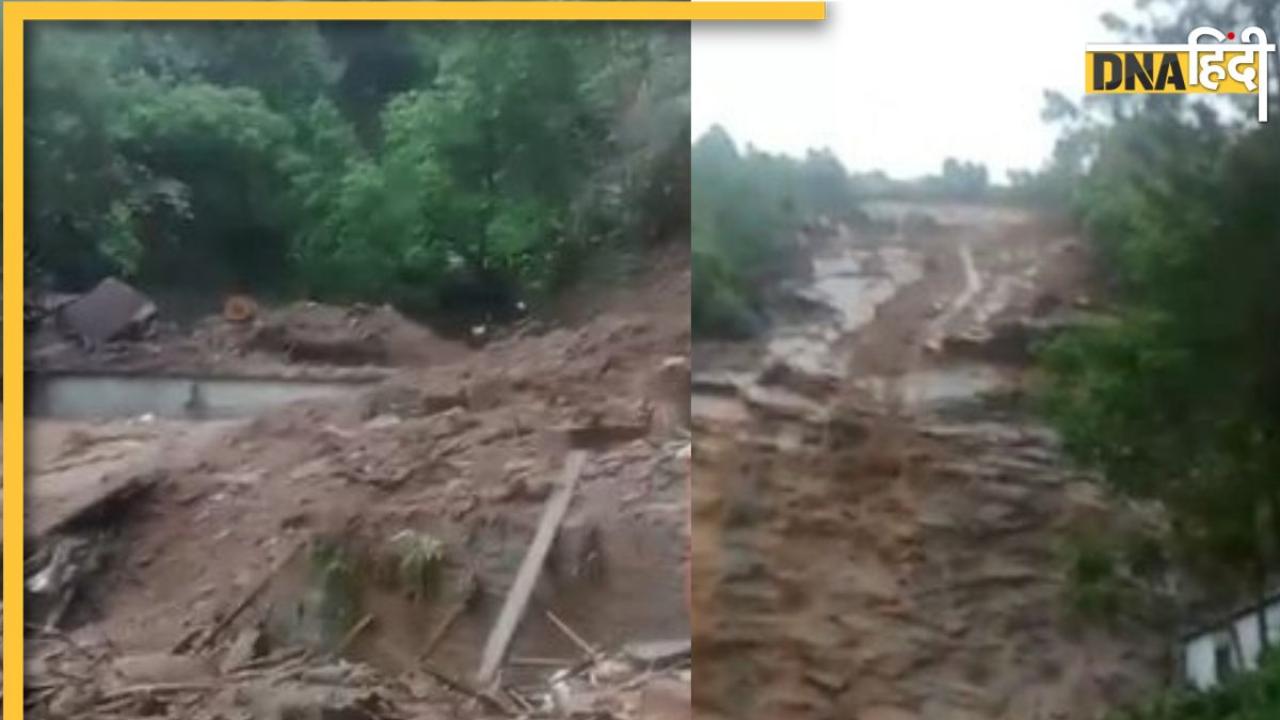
362,414,401,431
111,652,215,687
551,516,604,581
622,639,691,667
249,322,388,366
497,474,552,503
758,356,839,398
647,355,691,432
298,664,352,685
426,407,476,439
636,677,692,720
559,400,653,449
739,383,827,423
590,657,634,684
221,627,268,673
368,384,465,418
803,669,849,695
243,683,381,720
691,371,745,396
56,277,157,344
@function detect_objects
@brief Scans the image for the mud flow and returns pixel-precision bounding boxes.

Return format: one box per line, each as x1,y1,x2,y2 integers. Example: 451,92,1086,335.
25,264,693,719
693,203,1166,720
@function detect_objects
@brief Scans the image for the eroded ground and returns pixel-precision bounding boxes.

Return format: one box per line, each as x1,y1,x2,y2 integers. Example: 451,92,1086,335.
25,245,693,720
692,205,1166,720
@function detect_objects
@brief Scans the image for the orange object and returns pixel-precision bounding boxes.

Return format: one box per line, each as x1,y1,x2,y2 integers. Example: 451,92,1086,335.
223,294,258,323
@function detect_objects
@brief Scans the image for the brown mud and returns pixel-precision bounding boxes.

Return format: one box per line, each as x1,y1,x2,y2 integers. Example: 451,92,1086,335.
25,242,692,720
692,204,1164,720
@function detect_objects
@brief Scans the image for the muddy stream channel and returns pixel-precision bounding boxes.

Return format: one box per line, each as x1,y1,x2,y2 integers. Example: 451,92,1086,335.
693,216,1011,430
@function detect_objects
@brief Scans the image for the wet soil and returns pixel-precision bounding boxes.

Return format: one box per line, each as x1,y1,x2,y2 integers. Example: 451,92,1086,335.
24,242,693,719
692,203,1163,720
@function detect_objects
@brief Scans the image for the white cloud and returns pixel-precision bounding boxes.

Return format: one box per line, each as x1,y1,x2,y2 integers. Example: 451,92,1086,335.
693,0,1119,180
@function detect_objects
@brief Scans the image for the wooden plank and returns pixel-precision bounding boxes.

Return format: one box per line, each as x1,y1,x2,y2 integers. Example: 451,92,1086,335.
475,450,587,686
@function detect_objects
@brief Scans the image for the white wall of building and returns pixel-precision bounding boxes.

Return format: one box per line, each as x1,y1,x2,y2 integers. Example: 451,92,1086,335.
1184,598,1280,690
1184,633,1219,691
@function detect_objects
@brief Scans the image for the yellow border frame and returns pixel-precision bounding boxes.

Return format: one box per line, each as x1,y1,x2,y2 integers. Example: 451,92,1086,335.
1,1,822,717
6,2,826,21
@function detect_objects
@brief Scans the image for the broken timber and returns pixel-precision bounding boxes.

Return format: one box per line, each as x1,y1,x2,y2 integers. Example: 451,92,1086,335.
475,450,587,686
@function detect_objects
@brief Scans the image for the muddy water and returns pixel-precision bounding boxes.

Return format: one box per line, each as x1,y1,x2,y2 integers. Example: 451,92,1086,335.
764,245,925,384
806,248,924,333
855,364,1013,412
28,374,368,420
694,208,1165,719
693,236,929,435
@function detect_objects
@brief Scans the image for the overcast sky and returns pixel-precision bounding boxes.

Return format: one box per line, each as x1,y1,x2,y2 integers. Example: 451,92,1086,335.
692,0,1121,181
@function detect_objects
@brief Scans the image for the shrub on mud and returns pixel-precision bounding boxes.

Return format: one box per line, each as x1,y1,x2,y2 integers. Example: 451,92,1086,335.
381,529,446,603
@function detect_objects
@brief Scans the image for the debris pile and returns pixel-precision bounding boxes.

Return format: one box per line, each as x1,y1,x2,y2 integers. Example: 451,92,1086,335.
27,290,468,378
28,623,690,719
25,260,691,720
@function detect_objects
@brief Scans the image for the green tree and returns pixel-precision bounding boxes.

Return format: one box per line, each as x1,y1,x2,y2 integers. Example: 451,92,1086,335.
691,125,859,336
1039,0,1280,640
25,22,689,324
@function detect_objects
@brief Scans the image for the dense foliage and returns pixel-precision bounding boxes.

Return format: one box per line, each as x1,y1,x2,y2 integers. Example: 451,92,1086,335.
691,125,858,336
25,22,689,322
1033,3,1280,711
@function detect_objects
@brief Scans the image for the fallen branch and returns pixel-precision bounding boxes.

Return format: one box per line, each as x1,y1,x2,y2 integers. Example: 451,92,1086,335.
421,600,467,661
200,540,304,650
508,656,577,668
227,646,309,675
504,686,536,713
333,613,375,657
545,609,599,659
475,451,587,686
418,570,477,662
95,682,215,704
420,660,514,716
